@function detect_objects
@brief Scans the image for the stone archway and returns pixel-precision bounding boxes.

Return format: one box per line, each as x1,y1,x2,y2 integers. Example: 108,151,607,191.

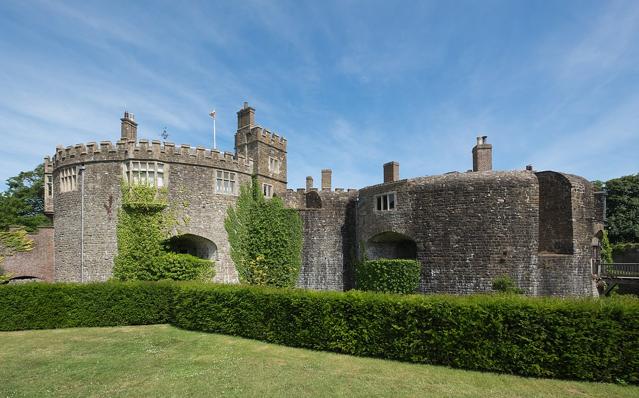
165,234,217,260
366,231,417,260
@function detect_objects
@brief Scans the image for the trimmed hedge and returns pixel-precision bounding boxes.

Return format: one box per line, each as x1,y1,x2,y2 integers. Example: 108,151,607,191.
356,259,420,294
173,284,639,384
2,281,639,384
0,281,175,331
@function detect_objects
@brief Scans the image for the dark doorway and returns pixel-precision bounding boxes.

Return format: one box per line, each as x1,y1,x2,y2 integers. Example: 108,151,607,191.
366,231,417,260
165,234,217,260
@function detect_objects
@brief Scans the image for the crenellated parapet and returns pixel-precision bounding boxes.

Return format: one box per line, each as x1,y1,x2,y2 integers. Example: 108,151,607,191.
50,139,254,175
280,187,358,210
247,126,287,151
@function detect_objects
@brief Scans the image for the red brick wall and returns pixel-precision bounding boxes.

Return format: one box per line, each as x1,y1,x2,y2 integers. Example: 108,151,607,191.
2,227,54,281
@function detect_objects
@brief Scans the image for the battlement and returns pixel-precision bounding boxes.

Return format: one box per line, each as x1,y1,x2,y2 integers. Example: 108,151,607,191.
50,139,254,175
248,126,287,151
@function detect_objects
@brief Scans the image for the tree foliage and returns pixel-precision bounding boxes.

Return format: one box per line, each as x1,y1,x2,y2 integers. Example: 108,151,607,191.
225,178,303,287
113,184,213,281
0,164,50,231
605,173,639,244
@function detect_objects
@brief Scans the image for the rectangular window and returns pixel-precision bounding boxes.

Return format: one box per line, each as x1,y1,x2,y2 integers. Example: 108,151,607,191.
268,157,280,174
46,175,53,196
262,183,273,198
60,166,77,192
215,170,236,195
123,161,165,187
375,192,396,211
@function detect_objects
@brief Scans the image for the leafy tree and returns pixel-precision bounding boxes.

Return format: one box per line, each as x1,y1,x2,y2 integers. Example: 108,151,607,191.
605,173,639,244
225,177,303,287
0,164,50,231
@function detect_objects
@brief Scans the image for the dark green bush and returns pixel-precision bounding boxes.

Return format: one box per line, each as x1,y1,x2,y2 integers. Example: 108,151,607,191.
492,275,524,294
173,284,639,384
2,281,639,384
157,252,214,281
0,281,175,331
356,259,420,294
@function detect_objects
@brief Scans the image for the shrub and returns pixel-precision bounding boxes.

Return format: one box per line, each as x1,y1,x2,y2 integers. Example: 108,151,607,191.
492,275,523,294
157,252,214,281
0,281,175,331
172,284,639,384
225,178,303,287
355,259,420,294
3,281,639,384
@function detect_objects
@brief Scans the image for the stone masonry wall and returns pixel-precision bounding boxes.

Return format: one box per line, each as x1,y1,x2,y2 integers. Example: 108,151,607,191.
536,173,597,296
282,190,358,291
357,171,543,295
54,161,122,282
167,162,251,283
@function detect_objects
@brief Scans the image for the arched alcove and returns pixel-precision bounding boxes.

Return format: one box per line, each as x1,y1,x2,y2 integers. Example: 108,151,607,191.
366,231,417,260
165,234,218,260
306,191,322,208
536,172,574,254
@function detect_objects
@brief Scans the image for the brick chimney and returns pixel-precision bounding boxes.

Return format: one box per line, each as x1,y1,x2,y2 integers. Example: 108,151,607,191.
472,136,492,172
120,111,137,142
237,101,255,129
321,169,332,191
383,161,399,183
306,176,313,191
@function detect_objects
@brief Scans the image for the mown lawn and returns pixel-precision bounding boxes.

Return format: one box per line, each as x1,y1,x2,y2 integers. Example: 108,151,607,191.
1,325,636,398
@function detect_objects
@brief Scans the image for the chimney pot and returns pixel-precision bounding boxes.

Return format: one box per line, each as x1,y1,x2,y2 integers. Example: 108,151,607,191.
472,135,492,172
321,169,332,191
121,111,138,142
383,161,400,183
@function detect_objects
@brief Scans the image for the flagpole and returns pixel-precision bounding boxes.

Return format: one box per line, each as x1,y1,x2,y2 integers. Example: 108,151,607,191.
210,109,217,149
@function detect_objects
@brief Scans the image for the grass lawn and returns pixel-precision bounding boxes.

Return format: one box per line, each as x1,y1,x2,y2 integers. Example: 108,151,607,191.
1,325,636,398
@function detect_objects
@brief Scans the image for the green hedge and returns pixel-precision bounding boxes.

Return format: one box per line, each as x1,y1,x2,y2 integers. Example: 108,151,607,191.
356,259,420,294
173,284,639,384
2,281,639,384
0,281,175,331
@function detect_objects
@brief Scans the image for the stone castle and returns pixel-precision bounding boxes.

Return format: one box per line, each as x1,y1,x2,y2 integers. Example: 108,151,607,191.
4,103,606,296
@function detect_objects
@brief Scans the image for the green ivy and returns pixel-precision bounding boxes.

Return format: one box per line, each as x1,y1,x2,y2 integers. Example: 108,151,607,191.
355,259,420,294
113,183,213,281
225,177,303,287
601,230,614,264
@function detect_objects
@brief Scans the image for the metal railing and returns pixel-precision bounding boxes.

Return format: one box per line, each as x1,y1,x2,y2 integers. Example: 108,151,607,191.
602,263,639,278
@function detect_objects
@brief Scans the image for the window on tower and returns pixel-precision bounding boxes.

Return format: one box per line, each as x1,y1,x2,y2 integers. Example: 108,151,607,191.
123,161,166,187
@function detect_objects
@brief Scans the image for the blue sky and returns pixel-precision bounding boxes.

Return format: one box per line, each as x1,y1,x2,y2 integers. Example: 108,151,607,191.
1,0,637,191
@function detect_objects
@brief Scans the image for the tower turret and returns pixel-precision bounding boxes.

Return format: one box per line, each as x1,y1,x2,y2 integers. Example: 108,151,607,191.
234,102,287,196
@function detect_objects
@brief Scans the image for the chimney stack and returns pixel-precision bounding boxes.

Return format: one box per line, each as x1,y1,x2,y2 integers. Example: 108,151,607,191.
383,161,400,183
120,111,138,142
306,176,314,191
321,169,332,191
237,101,255,129
472,135,492,172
